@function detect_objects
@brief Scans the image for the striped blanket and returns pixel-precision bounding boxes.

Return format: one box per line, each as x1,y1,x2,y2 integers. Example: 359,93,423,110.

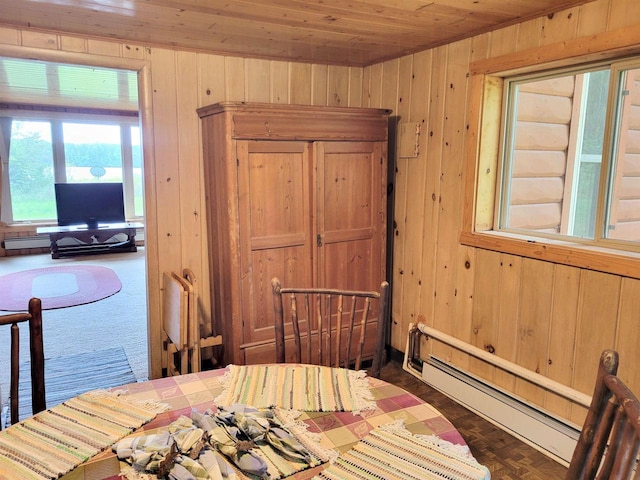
313,422,491,480
0,390,168,480
215,364,376,413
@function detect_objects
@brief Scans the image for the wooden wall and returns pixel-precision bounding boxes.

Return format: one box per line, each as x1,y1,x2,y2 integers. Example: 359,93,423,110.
366,0,640,426
0,27,366,379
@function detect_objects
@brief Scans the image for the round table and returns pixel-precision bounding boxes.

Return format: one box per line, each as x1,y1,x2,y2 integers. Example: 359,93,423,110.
64,366,470,479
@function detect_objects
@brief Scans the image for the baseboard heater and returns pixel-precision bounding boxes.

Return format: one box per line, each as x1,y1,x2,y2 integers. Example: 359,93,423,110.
2,235,50,250
404,322,590,466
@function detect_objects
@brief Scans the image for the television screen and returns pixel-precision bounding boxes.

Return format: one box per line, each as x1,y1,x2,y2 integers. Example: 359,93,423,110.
54,182,126,228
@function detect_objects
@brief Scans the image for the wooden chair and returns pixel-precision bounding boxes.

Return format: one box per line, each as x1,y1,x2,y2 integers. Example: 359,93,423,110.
271,277,390,378
566,350,640,480
161,271,190,376
162,270,223,376
182,269,222,372
0,297,45,429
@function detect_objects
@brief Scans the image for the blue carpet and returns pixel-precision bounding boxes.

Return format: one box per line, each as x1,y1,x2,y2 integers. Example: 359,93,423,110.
7,346,136,425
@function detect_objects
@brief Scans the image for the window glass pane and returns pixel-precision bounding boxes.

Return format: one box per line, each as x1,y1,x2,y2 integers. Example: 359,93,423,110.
8,120,56,221
3,58,47,92
571,70,609,238
57,65,119,101
131,126,144,217
62,123,123,182
502,70,608,240
606,67,640,242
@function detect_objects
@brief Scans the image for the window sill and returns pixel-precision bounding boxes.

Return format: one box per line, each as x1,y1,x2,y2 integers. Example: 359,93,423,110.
460,230,640,280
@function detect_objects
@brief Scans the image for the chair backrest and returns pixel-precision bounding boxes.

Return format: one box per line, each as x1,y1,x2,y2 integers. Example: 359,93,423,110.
0,297,45,428
566,350,640,480
271,277,390,378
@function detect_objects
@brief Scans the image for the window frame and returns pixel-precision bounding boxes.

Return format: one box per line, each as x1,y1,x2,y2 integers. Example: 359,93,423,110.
461,26,640,280
496,61,634,246
0,110,143,225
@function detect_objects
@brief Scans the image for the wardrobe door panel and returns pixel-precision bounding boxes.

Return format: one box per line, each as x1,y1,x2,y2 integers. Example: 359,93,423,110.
237,141,313,352
315,141,386,291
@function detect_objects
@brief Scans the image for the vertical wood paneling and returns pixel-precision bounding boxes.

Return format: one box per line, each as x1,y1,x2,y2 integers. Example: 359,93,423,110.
175,52,205,328
380,58,399,112
389,56,415,348
225,57,245,100
418,45,447,337
348,67,363,107
311,64,328,105
327,65,349,107
469,249,502,381
615,278,640,392
570,270,620,424
514,258,554,405
577,0,611,36
433,39,473,367
492,253,522,391
270,61,289,104
399,53,431,339
198,54,226,106
361,66,371,108
374,0,640,428
290,63,312,104
366,63,383,108
148,47,182,376
246,58,271,102
376,58,403,341
541,7,580,45
516,18,544,51
457,246,476,369
608,0,640,30
250,59,272,101
546,265,580,417
489,25,519,58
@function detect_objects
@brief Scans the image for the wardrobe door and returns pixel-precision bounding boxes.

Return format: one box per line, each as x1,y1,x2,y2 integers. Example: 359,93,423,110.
315,141,387,291
237,140,313,362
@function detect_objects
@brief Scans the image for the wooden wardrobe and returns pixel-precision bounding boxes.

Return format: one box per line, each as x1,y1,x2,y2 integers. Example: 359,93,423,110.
197,102,391,365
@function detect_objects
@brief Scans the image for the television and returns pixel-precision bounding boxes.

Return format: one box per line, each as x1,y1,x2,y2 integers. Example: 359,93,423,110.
54,182,126,228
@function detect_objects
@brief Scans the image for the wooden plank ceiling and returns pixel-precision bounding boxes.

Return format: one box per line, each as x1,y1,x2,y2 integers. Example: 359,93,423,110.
0,0,597,66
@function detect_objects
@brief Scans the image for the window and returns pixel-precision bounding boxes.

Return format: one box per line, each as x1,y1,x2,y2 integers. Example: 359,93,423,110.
0,56,142,225
498,59,640,248
2,117,143,224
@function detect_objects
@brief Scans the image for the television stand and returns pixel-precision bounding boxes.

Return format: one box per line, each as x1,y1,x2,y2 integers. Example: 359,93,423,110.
36,222,143,259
